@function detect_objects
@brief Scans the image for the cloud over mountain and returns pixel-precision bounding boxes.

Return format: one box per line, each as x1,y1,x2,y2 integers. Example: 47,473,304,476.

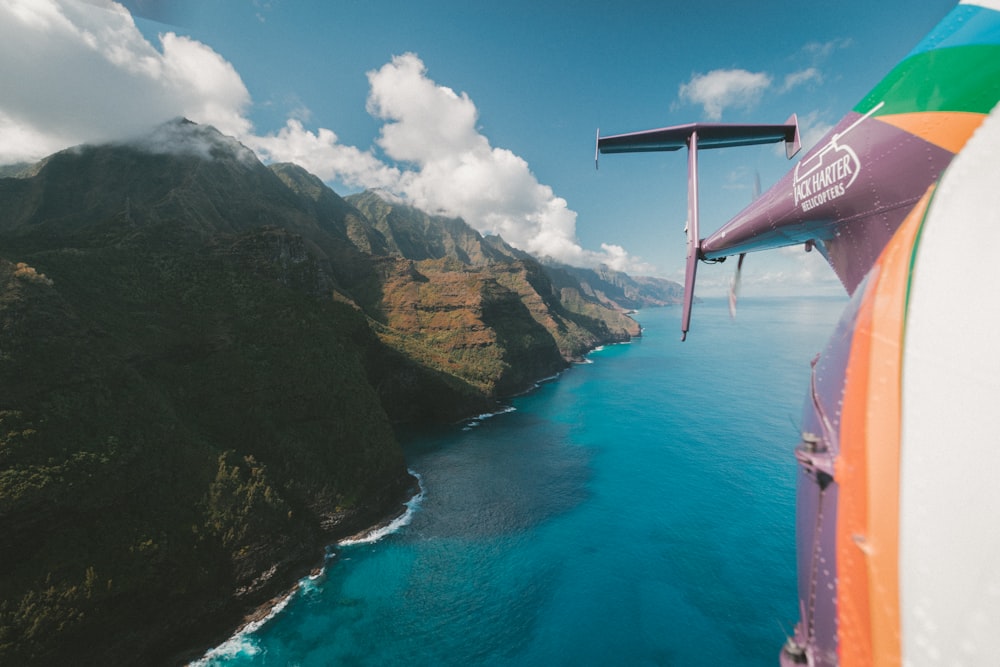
0,0,250,161
254,54,647,272
0,1,648,274
366,54,616,268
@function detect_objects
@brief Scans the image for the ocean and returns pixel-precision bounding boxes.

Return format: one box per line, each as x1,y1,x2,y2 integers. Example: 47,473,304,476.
195,296,847,666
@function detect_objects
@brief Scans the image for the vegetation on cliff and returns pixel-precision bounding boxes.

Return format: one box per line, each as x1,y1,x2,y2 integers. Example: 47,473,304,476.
0,232,412,665
0,120,680,664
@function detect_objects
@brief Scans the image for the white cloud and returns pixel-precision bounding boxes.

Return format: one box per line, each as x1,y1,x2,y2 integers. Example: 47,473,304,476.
781,67,822,92
0,110,70,164
677,69,772,120
796,110,835,153
367,54,482,163
0,0,250,163
247,119,402,189
802,38,853,62
158,32,252,138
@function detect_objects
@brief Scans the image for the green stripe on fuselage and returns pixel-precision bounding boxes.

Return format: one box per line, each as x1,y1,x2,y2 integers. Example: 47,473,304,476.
855,44,1000,116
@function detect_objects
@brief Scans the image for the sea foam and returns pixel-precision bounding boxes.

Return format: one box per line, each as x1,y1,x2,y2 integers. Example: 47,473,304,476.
189,470,425,665
472,406,516,421
188,592,294,665
337,470,425,546
461,405,516,429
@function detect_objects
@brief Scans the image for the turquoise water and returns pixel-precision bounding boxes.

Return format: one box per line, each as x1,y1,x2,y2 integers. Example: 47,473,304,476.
198,297,846,666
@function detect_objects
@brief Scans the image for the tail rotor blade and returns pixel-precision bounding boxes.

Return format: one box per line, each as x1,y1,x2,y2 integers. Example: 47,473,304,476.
728,253,746,319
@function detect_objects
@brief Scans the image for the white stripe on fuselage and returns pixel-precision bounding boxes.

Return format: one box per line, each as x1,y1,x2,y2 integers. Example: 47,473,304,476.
900,102,1000,665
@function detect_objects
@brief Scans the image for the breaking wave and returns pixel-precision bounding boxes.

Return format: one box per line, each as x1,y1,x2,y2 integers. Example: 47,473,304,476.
188,592,294,665
189,470,425,665
462,405,516,430
337,470,425,546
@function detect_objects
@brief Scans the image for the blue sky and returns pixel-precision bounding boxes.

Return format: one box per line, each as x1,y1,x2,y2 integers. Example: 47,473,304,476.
0,0,958,294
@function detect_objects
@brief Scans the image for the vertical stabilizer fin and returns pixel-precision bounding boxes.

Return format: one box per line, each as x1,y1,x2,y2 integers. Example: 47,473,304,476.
785,113,802,159
594,128,601,170
681,130,700,341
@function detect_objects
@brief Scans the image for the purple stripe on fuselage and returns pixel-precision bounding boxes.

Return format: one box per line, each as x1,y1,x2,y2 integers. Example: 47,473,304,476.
701,113,952,293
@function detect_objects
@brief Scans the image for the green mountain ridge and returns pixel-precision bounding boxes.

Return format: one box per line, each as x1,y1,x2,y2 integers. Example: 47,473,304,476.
0,119,681,665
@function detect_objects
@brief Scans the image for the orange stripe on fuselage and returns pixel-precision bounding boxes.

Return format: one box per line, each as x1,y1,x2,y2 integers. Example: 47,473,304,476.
875,111,984,154
835,187,933,667
837,270,875,666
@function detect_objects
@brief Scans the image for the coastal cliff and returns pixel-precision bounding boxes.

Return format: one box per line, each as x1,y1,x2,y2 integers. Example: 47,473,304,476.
0,120,680,665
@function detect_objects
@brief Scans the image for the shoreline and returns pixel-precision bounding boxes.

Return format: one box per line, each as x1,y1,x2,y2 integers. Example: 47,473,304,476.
169,468,420,667
174,328,633,666
183,472,424,666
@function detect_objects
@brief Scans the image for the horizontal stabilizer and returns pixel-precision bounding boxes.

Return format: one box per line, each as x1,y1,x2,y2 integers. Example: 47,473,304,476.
598,117,801,157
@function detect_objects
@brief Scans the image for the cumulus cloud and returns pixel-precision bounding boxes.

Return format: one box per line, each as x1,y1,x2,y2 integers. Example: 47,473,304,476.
157,32,252,137
677,69,772,120
363,55,584,261
367,54,482,163
0,0,250,164
247,119,402,189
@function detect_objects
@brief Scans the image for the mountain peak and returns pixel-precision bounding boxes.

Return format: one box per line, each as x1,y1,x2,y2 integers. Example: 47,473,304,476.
117,117,258,164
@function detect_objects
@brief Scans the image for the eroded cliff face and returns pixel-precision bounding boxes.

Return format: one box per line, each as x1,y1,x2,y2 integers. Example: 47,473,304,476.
345,190,647,392
0,120,679,665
